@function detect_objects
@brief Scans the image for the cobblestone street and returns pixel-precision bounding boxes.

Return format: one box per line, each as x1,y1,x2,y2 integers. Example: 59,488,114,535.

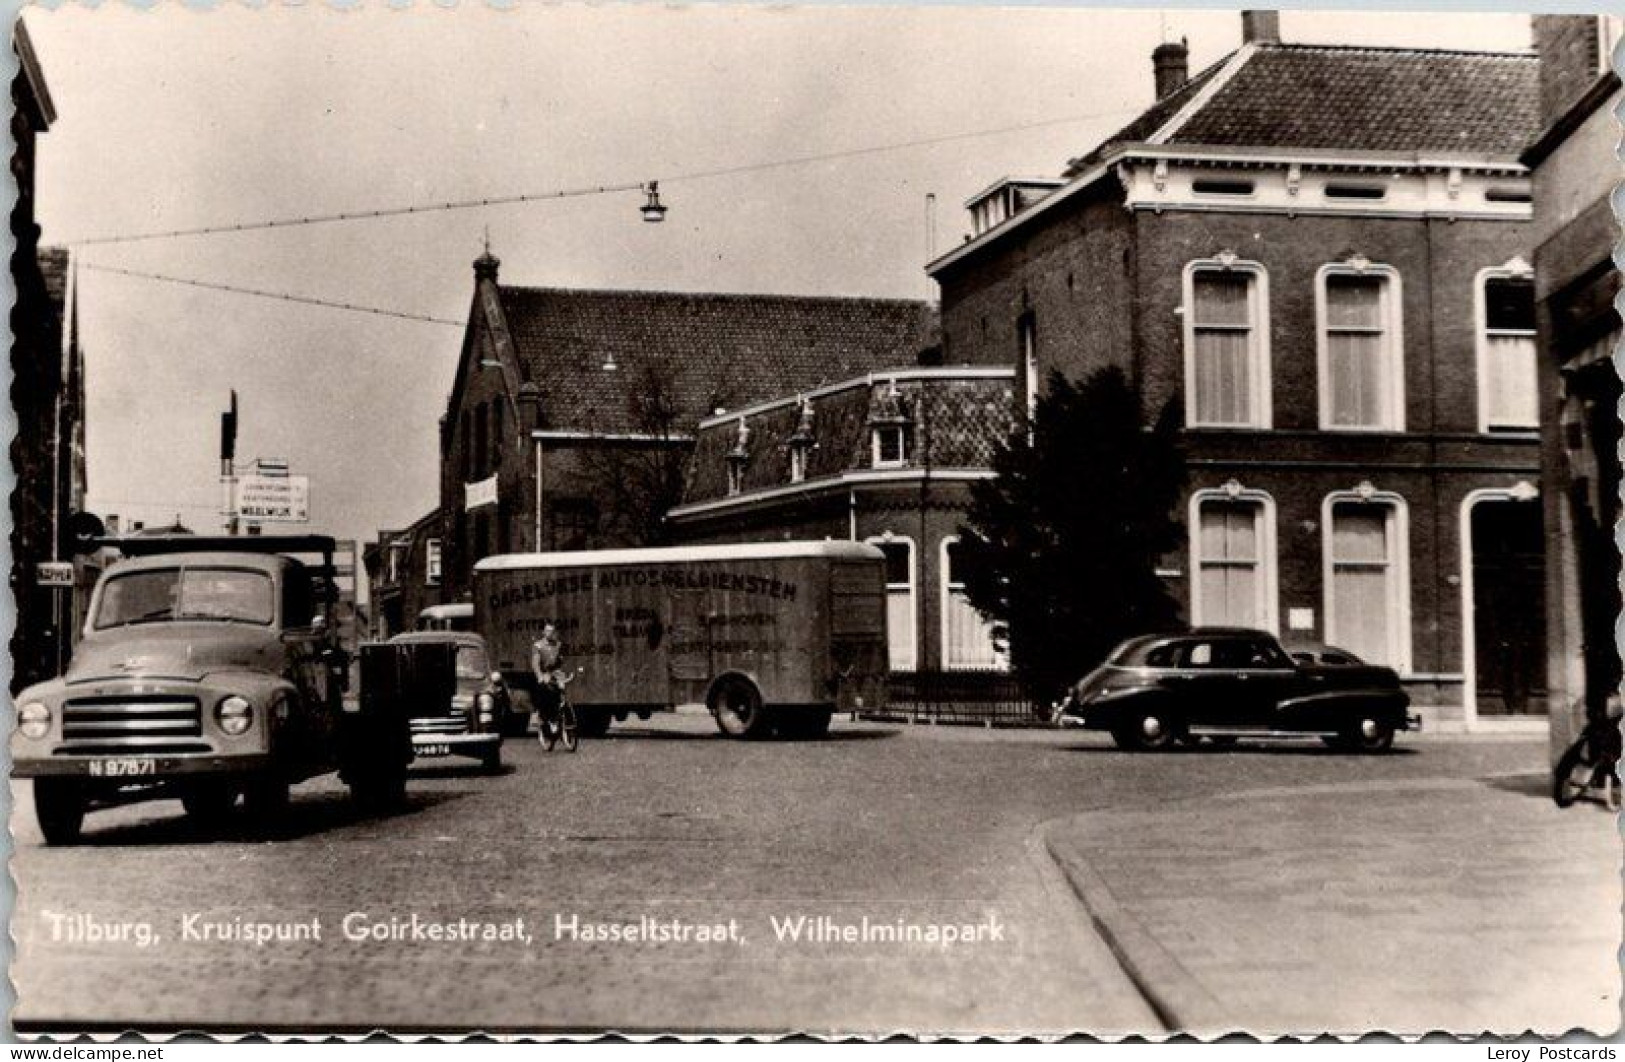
13,716,1610,1036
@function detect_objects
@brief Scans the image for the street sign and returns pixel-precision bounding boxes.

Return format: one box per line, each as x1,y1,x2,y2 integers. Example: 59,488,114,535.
235,474,310,523
36,561,74,587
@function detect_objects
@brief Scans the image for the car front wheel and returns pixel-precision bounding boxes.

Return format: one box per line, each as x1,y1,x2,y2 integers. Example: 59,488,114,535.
1113,708,1180,752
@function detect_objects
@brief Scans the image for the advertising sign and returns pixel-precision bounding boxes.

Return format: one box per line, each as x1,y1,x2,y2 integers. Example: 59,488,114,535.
465,475,498,511
235,474,310,523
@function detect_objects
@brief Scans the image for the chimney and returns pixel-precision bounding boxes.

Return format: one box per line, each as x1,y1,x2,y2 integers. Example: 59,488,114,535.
1241,10,1280,45
1152,38,1190,100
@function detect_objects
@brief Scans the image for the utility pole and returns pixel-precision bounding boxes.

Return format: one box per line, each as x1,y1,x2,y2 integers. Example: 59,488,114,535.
220,390,238,535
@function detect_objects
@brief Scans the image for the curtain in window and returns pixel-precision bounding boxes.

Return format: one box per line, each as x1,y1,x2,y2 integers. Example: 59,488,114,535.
876,542,916,671
1192,273,1253,425
1483,277,1538,429
942,541,1007,671
1484,333,1537,427
1330,505,1394,664
1325,275,1388,427
1196,500,1263,627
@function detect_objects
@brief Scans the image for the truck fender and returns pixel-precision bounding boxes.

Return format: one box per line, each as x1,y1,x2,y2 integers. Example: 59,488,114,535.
198,672,299,737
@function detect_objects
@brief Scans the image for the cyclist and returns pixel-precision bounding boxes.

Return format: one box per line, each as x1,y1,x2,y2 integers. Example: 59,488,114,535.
529,624,568,744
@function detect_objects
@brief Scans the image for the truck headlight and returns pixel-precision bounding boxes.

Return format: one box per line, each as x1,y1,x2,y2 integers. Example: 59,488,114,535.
215,696,253,736
18,702,50,739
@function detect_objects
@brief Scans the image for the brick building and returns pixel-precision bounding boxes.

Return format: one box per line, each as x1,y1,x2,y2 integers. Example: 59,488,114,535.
10,23,90,692
435,251,938,603
926,13,1545,728
1521,15,1623,754
669,366,1016,676
362,507,444,638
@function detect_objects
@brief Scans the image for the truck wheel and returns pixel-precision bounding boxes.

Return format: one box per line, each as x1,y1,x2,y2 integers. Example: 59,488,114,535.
182,782,240,828
349,766,407,813
576,708,612,739
34,780,85,846
242,777,291,835
712,678,769,739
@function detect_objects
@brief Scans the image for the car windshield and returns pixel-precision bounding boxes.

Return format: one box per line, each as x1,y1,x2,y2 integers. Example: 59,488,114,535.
94,568,276,629
455,645,489,680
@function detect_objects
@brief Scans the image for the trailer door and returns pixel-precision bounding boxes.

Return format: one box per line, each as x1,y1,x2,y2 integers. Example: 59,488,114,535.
667,589,712,700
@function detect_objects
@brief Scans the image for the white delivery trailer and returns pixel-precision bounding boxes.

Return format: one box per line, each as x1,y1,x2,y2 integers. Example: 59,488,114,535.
473,541,889,739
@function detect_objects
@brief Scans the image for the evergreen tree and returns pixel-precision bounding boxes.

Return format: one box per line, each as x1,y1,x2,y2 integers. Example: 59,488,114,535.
957,366,1187,709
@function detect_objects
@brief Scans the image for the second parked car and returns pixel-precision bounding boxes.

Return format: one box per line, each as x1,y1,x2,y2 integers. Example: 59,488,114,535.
388,631,510,771
1059,627,1416,752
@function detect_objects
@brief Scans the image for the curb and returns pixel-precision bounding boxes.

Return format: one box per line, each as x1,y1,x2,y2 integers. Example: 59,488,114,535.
1041,822,1230,1033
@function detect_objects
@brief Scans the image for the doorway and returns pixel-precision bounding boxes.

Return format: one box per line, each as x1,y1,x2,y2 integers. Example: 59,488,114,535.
1468,497,1547,716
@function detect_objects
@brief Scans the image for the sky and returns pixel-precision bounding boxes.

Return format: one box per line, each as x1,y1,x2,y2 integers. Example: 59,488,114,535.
24,4,1535,561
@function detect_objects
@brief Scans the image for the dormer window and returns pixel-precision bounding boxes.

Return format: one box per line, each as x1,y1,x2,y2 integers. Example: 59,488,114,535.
874,425,908,468
787,398,816,484
868,380,913,469
726,418,751,497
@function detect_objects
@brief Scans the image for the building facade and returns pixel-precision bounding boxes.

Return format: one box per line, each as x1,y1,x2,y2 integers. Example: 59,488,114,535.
669,366,1016,676
435,251,939,603
927,14,1544,728
1522,14,1623,755
363,507,445,638
10,23,90,692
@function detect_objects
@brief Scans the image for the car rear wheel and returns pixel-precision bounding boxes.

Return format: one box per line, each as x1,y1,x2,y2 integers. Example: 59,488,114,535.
1343,716,1395,754
34,780,85,846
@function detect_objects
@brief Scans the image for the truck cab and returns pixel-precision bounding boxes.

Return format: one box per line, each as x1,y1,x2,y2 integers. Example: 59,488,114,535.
12,535,410,844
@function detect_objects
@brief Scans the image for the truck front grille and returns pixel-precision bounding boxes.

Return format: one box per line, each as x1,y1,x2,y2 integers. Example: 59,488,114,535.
61,696,203,747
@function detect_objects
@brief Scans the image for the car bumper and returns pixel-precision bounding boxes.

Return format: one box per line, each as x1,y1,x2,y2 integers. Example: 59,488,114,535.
12,752,276,779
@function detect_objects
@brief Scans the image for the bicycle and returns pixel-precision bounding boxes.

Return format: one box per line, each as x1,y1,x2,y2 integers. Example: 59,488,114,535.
536,669,581,753
1553,699,1622,810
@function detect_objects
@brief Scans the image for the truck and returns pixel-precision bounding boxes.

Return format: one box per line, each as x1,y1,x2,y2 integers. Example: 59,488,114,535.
11,535,427,844
474,541,889,739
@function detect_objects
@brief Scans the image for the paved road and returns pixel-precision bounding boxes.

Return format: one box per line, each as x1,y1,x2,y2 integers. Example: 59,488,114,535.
9,715,1558,1035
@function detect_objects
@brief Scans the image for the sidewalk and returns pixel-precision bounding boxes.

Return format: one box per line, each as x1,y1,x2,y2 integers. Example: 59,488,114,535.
1044,770,1622,1037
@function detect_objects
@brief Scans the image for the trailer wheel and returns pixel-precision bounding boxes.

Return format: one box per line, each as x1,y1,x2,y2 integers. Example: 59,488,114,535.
712,677,769,739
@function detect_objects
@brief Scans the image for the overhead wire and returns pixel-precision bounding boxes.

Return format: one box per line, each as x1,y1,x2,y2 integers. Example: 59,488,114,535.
79,262,467,328
63,106,1140,248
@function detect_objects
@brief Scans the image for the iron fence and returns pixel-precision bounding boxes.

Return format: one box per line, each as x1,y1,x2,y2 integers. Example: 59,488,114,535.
863,669,1048,728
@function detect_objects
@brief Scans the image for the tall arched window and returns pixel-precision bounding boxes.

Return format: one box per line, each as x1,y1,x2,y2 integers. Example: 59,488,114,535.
1183,258,1271,428
1189,485,1278,632
1323,488,1411,671
866,535,917,671
940,536,1008,671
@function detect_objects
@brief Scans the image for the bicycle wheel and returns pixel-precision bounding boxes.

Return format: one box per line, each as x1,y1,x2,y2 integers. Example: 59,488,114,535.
560,700,580,752
1553,739,1593,807
538,710,559,752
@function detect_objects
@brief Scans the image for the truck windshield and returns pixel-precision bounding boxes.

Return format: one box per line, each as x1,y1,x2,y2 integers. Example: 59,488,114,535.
95,568,276,629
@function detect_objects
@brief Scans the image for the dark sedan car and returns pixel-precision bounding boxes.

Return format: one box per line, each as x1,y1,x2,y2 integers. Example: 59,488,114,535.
1059,628,1416,752
388,631,511,771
